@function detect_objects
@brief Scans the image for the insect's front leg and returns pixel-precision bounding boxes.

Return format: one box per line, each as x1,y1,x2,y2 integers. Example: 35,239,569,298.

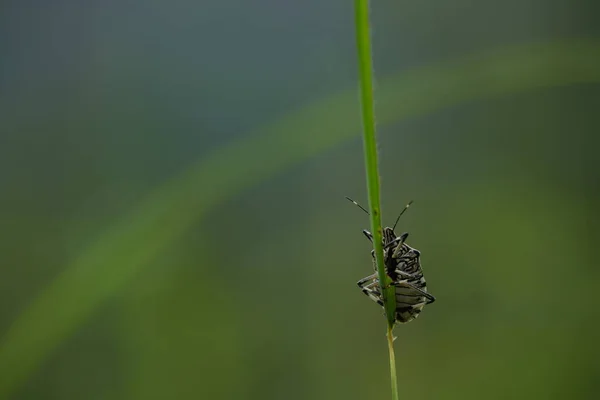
368,231,407,258
389,232,409,258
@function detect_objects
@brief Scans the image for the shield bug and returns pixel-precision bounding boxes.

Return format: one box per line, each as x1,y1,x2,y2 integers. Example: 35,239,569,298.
346,197,435,324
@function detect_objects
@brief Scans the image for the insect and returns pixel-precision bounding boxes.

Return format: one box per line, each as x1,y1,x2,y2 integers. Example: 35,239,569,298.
346,197,436,324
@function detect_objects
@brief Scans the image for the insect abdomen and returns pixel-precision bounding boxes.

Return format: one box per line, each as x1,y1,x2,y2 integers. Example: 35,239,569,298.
393,282,429,323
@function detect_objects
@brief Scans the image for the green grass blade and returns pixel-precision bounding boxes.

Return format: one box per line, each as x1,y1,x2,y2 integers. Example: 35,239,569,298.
354,0,399,398
353,0,396,328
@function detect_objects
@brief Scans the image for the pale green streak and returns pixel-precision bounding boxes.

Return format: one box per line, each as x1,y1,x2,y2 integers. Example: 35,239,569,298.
1,40,600,398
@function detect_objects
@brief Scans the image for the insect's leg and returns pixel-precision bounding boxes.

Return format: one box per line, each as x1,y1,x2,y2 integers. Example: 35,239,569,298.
384,232,408,250
394,247,421,260
361,282,384,306
390,232,409,258
393,269,421,280
367,231,404,258
357,274,383,306
390,280,436,304
357,273,377,288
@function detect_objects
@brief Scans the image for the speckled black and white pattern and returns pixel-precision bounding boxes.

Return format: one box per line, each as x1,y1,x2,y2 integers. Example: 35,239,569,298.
358,227,435,324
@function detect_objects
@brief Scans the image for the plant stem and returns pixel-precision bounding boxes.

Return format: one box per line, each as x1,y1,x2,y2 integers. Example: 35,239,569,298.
387,326,399,400
353,1,399,399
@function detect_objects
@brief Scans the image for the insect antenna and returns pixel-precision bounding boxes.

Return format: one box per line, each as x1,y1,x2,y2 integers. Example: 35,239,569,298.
345,197,370,215
392,200,414,231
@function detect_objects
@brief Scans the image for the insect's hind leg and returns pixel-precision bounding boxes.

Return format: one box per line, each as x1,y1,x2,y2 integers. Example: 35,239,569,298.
357,273,377,287
390,280,436,304
357,274,383,306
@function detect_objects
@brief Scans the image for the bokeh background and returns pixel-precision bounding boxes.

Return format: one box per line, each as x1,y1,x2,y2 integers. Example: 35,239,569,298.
1,1,600,399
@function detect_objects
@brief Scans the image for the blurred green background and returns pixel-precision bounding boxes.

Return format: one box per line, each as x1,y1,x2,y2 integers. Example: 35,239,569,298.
1,1,600,399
